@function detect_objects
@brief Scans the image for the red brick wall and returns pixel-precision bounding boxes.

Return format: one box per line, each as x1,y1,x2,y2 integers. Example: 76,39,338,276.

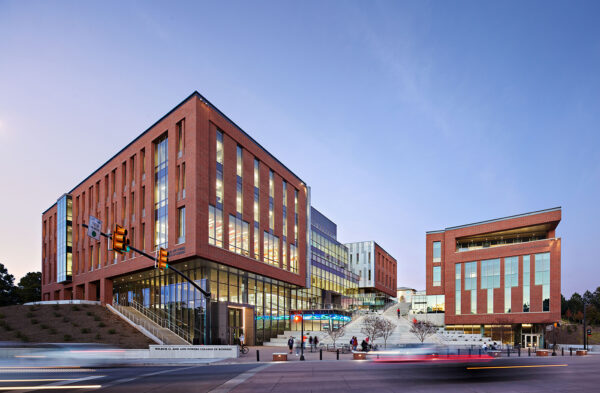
374,243,397,297
41,93,308,303
425,209,561,325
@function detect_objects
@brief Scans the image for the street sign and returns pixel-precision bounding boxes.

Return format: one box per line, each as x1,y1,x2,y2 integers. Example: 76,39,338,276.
87,216,102,241
588,329,592,336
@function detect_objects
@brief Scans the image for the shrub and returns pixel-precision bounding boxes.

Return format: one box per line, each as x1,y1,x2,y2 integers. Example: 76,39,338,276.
0,320,12,331
95,333,101,340
26,312,34,318
30,319,39,325
81,328,91,334
53,312,61,318
52,304,59,310
108,329,116,335
94,316,101,321
16,332,29,342
62,316,69,323
86,311,93,316
98,322,106,328
41,324,49,330
72,305,80,312
63,334,73,342
49,328,57,334
71,322,79,327
0,313,5,319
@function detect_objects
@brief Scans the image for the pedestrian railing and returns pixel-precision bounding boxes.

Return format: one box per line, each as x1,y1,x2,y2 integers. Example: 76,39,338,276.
111,303,168,344
125,300,192,344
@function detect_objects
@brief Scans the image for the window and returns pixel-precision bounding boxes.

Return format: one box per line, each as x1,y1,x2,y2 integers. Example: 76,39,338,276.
504,256,518,313
294,189,298,244
464,262,477,314
433,266,441,286
177,207,185,244
181,163,186,199
268,170,274,230
433,241,441,263
523,255,530,312
236,146,243,214
154,135,168,249
455,264,461,315
216,130,224,206
263,231,279,265
228,214,249,256
290,243,298,273
208,205,223,247
535,252,550,311
282,181,287,238
481,259,500,314
254,223,260,259
177,119,184,156
254,159,259,187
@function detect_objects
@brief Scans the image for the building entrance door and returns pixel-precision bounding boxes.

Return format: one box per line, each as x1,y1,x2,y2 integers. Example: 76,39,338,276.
522,333,540,348
228,307,243,345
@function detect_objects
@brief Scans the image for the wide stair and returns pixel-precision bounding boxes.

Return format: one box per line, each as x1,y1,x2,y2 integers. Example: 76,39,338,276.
110,301,190,345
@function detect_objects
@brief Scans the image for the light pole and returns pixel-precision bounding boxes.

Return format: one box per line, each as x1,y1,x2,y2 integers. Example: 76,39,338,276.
583,299,587,350
300,310,305,361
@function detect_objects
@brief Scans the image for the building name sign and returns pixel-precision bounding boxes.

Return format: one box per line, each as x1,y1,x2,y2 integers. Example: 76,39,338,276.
149,345,238,358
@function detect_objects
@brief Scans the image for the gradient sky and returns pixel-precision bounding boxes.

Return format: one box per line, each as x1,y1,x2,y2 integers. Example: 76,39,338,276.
1,1,599,296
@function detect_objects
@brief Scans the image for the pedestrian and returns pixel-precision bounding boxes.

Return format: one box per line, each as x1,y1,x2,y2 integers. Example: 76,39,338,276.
314,336,319,351
361,339,369,352
482,342,488,352
239,333,245,346
309,336,314,352
296,338,302,356
397,308,400,319
354,336,358,351
288,336,294,354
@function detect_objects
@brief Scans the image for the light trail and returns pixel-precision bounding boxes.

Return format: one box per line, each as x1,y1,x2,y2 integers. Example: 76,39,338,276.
467,364,568,370
0,385,101,390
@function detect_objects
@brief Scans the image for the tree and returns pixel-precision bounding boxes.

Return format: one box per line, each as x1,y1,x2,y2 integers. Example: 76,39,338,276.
380,318,396,348
565,308,573,321
409,319,436,343
361,315,384,346
326,325,345,348
17,272,41,304
0,263,18,306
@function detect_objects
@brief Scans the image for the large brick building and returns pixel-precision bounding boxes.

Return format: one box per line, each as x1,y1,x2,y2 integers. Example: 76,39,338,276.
41,92,310,345
425,207,561,347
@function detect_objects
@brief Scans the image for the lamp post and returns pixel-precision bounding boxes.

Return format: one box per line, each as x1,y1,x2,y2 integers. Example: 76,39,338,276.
583,299,587,350
300,311,305,361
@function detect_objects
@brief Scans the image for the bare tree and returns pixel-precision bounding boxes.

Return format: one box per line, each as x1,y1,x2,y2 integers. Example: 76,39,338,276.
380,318,396,348
410,319,436,343
361,315,384,346
326,325,345,348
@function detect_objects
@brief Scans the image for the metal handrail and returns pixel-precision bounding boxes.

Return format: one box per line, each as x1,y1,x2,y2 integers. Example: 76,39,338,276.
112,303,168,344
126,300,191,343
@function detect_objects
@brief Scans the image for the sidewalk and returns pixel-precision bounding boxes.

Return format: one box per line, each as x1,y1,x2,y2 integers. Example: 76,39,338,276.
214,345,356,365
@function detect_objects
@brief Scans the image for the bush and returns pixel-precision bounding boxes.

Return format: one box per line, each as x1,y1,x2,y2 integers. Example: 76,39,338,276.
49,328,57,334
98,322,106,328
26,312,34,318
62,316,69,323
52,304,59,310
94,316,101,321
53,312,61,318
95,333,101,340
81,328,91,334
108,329,116,335
72,305,80,312
41,324,49,330
71,322,79,327
63,334,73,342
86,311,93,316
16,332,29,342
0,313,5,319
30,319,39,325
0,320,12,331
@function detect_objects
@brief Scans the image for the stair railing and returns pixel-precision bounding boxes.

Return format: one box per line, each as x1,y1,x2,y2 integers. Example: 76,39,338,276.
123,300,192,343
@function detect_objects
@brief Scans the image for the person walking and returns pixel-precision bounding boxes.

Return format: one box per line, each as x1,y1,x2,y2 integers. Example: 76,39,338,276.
353,336,358,351
397,308,400,319
288,336,295,354
314,336,319,351
309,336,314,352
296,338,302,356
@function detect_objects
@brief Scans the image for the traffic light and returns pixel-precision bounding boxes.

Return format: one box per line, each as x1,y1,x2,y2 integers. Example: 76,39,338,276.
157,248,169,270
112,225,130,254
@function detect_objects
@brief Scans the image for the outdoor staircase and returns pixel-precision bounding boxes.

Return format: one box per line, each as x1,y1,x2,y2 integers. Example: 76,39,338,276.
110,302,190,346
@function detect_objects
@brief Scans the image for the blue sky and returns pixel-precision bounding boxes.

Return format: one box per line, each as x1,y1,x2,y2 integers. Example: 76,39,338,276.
1,1,599,296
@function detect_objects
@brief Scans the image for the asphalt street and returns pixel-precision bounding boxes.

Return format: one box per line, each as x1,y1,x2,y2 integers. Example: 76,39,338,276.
0,355,597,392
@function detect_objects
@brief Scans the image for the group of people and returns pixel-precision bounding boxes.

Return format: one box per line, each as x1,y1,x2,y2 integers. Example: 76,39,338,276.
350,336,371,352
482,342,499,351
287,334,319,355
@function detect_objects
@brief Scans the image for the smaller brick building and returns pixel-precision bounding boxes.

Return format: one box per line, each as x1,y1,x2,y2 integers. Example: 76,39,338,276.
425,207,561,347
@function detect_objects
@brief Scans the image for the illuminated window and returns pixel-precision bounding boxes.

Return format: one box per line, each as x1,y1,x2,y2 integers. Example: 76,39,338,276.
229,214,249,256
464,262,477,314
504,256,518,313
523,255,530,312
263,231,279,265
208,205,223,247
535,252,550,311
154,135,168,249
455,263,461,315
177,207,185,244
481,259,500,314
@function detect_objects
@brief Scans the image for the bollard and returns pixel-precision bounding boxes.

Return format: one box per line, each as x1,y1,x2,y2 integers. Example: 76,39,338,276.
320,348,323,360
256,350,260,362
468,348,471,357
336,349,339,360
507,348,510,357
562,347,564,356
528,347,531,357
479,349,481,356
518,347,521,357
570,348,573,356
458,349,460,356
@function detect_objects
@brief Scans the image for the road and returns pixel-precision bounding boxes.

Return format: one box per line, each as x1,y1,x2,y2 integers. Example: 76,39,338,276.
0,355,597,392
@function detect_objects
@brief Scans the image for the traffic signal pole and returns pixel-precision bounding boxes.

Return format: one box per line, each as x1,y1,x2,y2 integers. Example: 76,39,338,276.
82,223,212,343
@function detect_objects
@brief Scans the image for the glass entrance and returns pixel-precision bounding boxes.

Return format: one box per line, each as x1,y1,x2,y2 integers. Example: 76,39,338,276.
522,334,540,348
228,307,243,345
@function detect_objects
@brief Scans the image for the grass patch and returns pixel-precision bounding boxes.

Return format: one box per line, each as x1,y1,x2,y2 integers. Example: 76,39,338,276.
98,322,106,328
63,334,73,342
81,328,91,334
108,329,116,335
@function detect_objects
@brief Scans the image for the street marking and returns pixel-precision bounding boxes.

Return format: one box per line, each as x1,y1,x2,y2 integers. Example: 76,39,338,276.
208,363,273,393
99,365,199,389
0,379,82,382
0,375,104,392
467,364,568,370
